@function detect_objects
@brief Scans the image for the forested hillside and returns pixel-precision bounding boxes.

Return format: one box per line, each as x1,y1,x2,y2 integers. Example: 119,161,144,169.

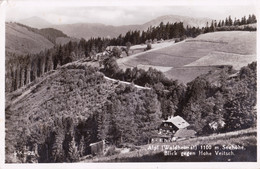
5,62,162,163
101,53,257,133
5,61,256,163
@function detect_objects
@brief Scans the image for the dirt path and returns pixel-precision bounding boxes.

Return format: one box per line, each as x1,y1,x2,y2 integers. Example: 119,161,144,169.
104,76,151,90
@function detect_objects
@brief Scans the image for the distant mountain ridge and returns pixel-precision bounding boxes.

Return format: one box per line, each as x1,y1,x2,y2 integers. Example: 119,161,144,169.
52,23,140,40
18,15,213,40
142,15,212,29
19,16,53,29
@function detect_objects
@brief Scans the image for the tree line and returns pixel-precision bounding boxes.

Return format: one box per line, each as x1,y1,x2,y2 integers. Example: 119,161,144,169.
109,22,188,46
204,14,257,33
218,14,256,27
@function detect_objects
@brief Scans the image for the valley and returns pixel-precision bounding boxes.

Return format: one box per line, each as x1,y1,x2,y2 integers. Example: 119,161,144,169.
28,15,212,40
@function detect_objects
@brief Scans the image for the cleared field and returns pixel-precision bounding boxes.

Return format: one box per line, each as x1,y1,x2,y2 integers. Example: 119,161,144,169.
136,64,172,72
165,66,218,84
185,52,256,70
194,31,256,55
118,31,256,83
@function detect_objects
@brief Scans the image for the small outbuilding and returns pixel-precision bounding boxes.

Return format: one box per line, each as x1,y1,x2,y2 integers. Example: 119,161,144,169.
89,140,105,156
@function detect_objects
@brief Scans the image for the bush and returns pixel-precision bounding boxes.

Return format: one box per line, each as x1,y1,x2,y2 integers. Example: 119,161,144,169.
112,47,122,58
145,43,152,51
129,146,136,152
180,36,186,41
105,146,120,156
118,143,135,148
175,38,180,43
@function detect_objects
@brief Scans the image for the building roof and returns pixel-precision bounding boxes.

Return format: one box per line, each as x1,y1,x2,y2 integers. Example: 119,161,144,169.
89,140,105,147
164,115,189,129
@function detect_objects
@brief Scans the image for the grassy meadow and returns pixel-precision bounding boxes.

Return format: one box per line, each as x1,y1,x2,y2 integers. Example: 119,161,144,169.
118,31,256,83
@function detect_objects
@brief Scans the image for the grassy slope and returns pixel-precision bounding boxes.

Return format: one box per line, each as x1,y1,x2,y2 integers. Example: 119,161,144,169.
119,31,256,83
5,22,75,55
185,52,255,69
5,23,54,55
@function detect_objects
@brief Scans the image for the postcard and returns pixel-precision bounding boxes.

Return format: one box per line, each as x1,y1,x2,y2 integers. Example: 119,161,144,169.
0,0,259,168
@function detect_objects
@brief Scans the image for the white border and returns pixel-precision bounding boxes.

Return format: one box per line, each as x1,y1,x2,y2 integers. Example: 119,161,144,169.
0,0,6,167
0,0,259,169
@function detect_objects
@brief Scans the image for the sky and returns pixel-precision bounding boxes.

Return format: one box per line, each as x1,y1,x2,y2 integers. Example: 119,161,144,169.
4,0,258,26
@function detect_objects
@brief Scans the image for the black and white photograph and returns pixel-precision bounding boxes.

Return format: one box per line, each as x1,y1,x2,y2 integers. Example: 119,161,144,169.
0,0,259,168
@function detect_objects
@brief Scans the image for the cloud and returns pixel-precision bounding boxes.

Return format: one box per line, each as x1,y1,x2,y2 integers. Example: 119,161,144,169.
6,3,257,26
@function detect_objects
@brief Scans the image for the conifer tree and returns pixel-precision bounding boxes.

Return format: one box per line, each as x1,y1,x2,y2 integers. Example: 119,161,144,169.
78,136,85,157
251,14,257,23
210,20,215,32
67,135,79,162
51,132,65,162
